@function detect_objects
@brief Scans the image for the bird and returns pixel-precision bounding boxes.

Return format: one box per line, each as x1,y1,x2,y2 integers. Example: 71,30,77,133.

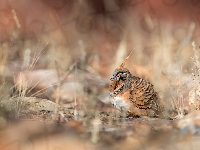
109,52,163,117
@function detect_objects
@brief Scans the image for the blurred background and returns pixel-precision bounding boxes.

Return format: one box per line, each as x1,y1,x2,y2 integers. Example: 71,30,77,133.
1,0,200,149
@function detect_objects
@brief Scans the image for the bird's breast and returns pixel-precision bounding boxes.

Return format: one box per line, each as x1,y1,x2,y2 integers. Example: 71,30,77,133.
110,96,130,111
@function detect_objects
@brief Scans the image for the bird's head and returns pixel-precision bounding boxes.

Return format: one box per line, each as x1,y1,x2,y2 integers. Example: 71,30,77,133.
110,68,130,81
110,52,132,82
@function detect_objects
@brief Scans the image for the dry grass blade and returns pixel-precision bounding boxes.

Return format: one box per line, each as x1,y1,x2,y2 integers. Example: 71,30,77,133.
28,41,49,71
120,51,133,68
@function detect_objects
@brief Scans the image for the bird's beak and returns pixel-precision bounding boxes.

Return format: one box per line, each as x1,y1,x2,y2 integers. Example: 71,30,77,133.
110,77,115,81
110,76,120,81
